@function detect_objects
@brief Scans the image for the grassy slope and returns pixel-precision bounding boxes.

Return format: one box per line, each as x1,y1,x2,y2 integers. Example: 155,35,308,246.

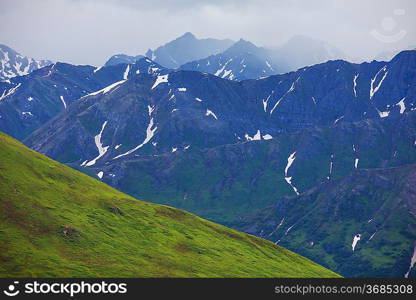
0,133,338,278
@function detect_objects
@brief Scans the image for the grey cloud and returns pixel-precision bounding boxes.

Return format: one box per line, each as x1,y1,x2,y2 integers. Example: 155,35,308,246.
1,0,415,66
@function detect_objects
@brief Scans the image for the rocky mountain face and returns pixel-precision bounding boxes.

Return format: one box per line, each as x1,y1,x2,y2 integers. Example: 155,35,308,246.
232,163,416,278
0,58,166,140
0,44,52,82
15,49,416,277
24,50,416,154
179,39,278,81
145,32,234,69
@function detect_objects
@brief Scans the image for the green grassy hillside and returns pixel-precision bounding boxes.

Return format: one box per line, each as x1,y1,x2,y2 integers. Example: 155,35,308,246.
0,133,338,277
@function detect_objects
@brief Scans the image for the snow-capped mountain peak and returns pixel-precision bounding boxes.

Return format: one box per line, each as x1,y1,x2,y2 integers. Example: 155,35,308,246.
0,44,52,82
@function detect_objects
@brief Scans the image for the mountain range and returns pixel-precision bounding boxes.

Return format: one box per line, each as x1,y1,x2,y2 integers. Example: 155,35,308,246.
145,32,234,69
0,44,52,82
0,33,415,278
179,39,277,81
103,33,348,81
0,58,166,140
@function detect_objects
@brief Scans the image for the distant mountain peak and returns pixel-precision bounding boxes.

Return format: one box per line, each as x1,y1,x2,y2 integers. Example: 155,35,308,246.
179,32,196,39
104,53,144,67
143,33,234,69
225,39,260,55
234,38,256,47
0,44,52,81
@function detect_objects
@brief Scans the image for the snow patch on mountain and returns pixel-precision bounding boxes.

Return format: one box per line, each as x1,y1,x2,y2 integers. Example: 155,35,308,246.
59,96,67,109
123,65,130,80
284,151,299,195
85,121,109,167
370,66,388,99
404,244,416,278
87,80,126,97
377,109,390,118
113,118,157,159
0,83,21,101
205,109,218,120
148,105,155,116
270,81,296,115
245,130,261,141
352,234,361,251
396,97,406,114
353,74,359,97
152,74,169,89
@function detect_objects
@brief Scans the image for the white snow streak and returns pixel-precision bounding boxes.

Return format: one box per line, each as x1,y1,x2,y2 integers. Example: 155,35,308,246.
205,109,218,120
270,81,296,115
353,74,359,97
87,80,126,97
370,66,388,99
352,234,361,251
215,59,233,77
147,105,155,116
396,97,406,114
245,130,261,141
404,244,416,278
85,121,109,167
0,83,21,101
334,115,344,125
93,66,102,73
284,151,299,195
354,158,359,169
262,91,274,112
97,171,104,179
151,74,169,89
123,65,130,80
113,118,157,159
327,154,334,179
60,95,67,109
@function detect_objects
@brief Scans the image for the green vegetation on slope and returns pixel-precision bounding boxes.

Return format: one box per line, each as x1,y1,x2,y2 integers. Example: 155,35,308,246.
0,132,338,278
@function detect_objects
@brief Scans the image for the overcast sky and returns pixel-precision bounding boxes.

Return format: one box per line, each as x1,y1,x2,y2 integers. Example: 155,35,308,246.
1,0,415,65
